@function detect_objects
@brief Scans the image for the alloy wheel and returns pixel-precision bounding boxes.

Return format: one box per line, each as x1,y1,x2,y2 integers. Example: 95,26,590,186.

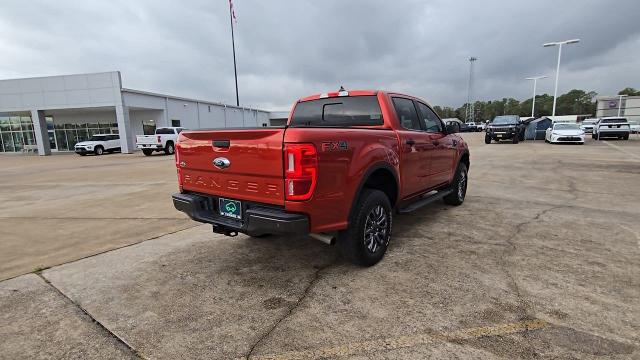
363,205,388,254
458,169,467,200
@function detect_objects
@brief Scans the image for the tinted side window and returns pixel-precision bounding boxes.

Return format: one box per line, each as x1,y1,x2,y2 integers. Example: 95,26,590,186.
392,97,420,130
290,96,383,127
155,128,175,134
416,102,443,133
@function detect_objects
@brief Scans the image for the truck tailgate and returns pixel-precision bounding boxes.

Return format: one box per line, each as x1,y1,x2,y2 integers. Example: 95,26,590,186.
177,128,285,205
136,135,158,145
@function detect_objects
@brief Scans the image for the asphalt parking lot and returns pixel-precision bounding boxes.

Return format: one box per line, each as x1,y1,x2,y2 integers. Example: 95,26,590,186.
1,134,639,359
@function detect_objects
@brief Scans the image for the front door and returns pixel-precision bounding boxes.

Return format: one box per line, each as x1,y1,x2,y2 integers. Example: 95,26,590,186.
391,97,433,198
48,130,58,152
415,102,456,188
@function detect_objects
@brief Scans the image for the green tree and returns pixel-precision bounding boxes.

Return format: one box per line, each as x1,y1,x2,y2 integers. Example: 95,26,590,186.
618,87,640,96
556,89,596,115
433,105,456,118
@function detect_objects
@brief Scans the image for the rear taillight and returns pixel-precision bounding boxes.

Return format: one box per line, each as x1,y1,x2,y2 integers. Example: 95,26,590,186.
175,143,183,192
157,135,161,143
284,143,317,201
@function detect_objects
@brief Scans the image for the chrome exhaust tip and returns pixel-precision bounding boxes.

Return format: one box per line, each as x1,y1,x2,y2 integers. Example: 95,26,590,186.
310,233,335,245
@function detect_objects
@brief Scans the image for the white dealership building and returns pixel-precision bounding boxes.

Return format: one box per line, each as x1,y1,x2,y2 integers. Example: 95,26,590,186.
0,71,271,155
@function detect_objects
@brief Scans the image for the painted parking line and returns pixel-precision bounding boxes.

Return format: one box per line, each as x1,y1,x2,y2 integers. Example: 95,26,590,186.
243,319,548,360
602,141,640,161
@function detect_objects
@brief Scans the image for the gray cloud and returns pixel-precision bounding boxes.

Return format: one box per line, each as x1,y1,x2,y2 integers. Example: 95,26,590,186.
1,0,639,110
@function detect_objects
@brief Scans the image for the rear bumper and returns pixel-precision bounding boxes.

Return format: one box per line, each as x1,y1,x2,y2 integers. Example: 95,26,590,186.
137,144,163,149
172,192,309,236
595,131,629,137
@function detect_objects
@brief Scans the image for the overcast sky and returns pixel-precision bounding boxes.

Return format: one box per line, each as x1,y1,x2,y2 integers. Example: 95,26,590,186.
1,0,639,110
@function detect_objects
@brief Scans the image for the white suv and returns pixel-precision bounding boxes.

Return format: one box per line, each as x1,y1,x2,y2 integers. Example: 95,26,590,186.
74,134,121,156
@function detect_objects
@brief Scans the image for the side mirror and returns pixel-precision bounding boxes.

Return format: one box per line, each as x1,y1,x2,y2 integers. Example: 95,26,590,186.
546,127,552,131
446,122,460,134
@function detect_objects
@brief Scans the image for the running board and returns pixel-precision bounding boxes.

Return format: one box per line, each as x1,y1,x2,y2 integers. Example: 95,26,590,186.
397,188,453,214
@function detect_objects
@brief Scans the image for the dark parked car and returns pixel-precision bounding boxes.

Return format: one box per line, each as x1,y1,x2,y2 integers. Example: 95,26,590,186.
485,115,526,144
444,118,473,132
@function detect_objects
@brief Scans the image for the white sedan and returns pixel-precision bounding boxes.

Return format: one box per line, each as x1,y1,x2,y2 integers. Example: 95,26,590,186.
545,123,585,144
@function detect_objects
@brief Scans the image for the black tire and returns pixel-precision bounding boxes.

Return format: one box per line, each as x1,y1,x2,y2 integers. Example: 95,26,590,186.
444,162,468,206
142,149,154,156
164,141,175,155
623,134,629,140
592,133,597,140
94,146,104,156
78,153,86,156
337,189,392,267
484,135,491,144
512,136,519,144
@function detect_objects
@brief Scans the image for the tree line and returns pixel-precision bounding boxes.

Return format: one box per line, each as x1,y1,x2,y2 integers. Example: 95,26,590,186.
432,87,639,122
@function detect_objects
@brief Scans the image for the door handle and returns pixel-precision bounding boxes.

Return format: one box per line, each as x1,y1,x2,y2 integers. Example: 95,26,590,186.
432,140,440,146
406,139,415,146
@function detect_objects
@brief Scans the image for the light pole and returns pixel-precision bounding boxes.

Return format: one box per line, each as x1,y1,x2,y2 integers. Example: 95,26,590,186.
525,76,547,118
617,94,627,117
543,39,580,117
466,57,477,122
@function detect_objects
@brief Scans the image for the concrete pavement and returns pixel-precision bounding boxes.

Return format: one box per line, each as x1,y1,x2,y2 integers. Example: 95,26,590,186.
1,134,638,359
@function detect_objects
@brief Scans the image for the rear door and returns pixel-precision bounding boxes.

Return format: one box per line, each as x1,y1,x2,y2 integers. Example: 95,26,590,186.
177,128,285,205
108,135,119,149
391,97,433,197
415,102,456,187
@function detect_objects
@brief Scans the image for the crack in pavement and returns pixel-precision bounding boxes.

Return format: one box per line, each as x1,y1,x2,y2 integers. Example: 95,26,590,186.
34,272,146,360
500,205,566,318
244,257,338,360
498,204,567,355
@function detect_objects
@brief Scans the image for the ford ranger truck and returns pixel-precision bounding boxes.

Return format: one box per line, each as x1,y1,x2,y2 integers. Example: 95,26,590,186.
172,90,470,266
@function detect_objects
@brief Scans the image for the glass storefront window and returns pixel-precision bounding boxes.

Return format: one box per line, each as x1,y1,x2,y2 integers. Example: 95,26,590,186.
0,117,10,131
0,115,119,153
0,115,34,152
10,116,21,131
54,130,68,150
2,132,15,152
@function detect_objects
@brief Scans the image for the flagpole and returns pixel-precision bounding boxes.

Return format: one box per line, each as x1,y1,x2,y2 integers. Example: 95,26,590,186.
229,1,239,106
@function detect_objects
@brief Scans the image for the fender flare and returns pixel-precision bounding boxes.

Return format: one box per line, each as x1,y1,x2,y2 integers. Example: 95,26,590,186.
458,149,470,169
347,161,400,221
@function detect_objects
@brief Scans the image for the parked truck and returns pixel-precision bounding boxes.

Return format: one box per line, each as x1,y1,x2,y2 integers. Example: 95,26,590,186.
136,127,184,156
172,90,470,266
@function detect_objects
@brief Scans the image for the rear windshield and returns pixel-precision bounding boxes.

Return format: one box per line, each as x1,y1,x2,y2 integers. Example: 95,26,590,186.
554,123,580,130
156,128,175,134
290,96,383,127
601,118,627,124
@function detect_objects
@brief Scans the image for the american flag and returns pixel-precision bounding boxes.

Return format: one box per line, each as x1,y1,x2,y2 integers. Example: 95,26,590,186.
229,0,237,23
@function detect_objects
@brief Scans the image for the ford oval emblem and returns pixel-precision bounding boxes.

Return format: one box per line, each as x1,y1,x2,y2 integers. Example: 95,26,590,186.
213,157,231,169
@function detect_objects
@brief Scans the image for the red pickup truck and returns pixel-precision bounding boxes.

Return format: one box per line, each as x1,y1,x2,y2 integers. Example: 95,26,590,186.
172,89,469,266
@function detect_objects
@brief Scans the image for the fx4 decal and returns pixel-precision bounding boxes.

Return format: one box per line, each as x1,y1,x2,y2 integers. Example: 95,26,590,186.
321,141,348,152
